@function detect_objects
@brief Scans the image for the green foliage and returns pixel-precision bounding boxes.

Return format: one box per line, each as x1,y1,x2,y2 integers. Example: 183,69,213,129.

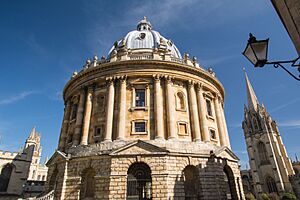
281,193,296,200
245,193,256,200
261,193,270,200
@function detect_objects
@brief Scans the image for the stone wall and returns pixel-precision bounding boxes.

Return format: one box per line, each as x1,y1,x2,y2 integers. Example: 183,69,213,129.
47,151,244,200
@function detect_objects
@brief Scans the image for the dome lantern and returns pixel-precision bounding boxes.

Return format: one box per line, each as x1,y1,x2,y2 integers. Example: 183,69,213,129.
137,16,152,31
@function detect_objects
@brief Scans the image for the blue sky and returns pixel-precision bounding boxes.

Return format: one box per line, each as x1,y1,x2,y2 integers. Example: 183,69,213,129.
0,0,299,168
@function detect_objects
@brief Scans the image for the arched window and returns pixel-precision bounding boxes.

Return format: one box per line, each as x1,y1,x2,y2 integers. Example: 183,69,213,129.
80,168,95,199
252,117,259,130
49,168,58,191
183,165,199,199
257,142,269,165
265,176,278,194
127,162,152,200
176,92,186,110
223,165,238,200
0,164,13,192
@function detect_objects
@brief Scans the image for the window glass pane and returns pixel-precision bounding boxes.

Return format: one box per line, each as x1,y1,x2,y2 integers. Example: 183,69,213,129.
179,123,187,134
206,100,212,116
71,104,78,119
210,129,216,139
135,89,145,107
135,122,146,132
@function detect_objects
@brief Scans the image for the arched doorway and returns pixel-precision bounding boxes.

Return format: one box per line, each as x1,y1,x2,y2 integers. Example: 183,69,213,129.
0,164,13,192
127,162,152,200
80,167,95,199
183,165,200,200
223,165,238,200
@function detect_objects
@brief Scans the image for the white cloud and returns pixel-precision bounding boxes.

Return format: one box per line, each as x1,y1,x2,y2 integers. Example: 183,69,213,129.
270,97,300,113
278,120,300,128
82,0,268,55
0,91,36,105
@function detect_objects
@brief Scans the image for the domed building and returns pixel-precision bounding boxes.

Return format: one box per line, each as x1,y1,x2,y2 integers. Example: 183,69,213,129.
45,17,244,200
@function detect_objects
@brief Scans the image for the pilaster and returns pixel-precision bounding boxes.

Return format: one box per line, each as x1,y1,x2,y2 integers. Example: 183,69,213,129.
73,89,86,146
165,76,176,140
196,83,209,142
80,86,94,145
214,95,225,146
153,74,164,139
58,99,72,151
187,80,201,141
117,76,127,140
104,77,115,142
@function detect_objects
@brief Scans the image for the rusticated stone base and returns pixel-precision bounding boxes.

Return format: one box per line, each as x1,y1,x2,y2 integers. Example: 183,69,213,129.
45,140,245,200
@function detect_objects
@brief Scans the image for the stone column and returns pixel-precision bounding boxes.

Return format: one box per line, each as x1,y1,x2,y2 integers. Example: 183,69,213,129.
104,78,115,141
154,75,164,139
73,89,85,146
187,81,201,141
58,99,72,151
196,84,210,142
214,95,225,146
80,87,94,145
220,102,231,148
165,76,176,139
117,76,127,140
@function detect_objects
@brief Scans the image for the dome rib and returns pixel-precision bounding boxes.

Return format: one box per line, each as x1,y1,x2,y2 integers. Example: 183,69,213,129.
107,18,182,59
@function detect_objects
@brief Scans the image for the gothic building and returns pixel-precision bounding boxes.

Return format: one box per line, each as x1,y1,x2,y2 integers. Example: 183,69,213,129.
45,17,244,200
0,127,48,198
242,73,295,198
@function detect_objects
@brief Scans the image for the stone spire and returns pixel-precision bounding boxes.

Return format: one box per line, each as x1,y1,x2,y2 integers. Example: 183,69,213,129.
28,126,37,140
244,71,259,112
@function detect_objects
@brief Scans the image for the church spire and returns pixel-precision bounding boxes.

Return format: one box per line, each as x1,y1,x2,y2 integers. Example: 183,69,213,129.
244,71,259,112
28,126,37,139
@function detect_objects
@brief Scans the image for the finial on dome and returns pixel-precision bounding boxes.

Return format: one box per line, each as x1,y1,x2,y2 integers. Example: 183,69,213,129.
72,71,78,78
137,16,152,31
93,55,98,67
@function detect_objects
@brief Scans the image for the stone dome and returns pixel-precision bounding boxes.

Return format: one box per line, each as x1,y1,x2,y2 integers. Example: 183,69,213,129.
108,17,182,59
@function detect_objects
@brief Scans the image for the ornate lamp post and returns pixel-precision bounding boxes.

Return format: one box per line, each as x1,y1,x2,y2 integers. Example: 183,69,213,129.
242,33,300,81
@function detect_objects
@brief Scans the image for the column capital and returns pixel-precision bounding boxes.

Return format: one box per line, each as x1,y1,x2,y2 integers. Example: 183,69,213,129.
115,75,127,82
153,74,162,82
187,80,195,88
164,75,174,83
195,82,203,91
87,85,95,92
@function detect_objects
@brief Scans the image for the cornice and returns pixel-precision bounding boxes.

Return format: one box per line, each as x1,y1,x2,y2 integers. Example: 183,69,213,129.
63,60,225,101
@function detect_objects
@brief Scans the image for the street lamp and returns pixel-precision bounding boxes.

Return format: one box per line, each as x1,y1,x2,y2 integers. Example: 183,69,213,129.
242,33,300,81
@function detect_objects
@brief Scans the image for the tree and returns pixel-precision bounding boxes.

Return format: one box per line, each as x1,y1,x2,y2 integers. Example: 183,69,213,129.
245,193,256,200
281,193,296,200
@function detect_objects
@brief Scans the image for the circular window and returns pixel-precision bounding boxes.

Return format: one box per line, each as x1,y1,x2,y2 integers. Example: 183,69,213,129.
139,33,146,39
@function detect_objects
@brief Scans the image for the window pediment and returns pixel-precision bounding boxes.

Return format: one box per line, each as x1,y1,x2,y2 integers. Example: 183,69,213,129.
129,78,150,85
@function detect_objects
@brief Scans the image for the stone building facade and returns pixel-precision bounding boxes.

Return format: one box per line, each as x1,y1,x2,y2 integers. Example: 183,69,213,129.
271,0,300,55
45,17,244,200
242,73,296,199
0,127,48,198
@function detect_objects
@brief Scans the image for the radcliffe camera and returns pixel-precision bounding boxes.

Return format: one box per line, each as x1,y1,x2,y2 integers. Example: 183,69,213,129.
0,1,299,200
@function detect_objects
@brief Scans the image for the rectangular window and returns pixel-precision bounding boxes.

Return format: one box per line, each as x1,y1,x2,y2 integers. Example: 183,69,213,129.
210,129,216,140
94,126,103,143
178,123,188,135
71,104,78,120
135,89,145,107
97,95,105,111
206,99,213,117
135,122,146,132
94,127,101,137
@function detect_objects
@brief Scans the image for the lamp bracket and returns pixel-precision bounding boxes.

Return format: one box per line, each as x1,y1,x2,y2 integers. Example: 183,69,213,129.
266,56,300,81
